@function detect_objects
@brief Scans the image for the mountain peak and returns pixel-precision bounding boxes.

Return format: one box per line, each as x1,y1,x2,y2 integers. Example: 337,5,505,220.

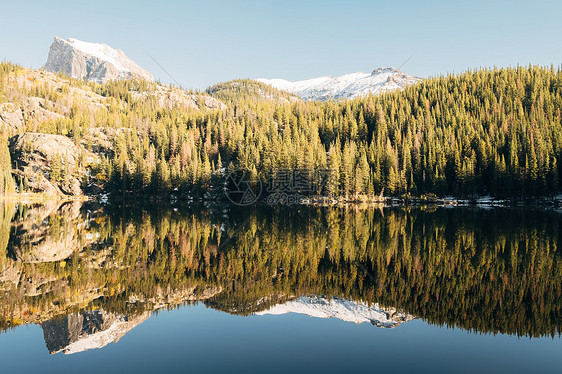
258,67,419,101
43,36,153,83
371,66,401,75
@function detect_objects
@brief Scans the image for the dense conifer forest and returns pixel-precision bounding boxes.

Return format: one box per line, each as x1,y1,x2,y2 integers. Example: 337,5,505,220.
1,62,562,199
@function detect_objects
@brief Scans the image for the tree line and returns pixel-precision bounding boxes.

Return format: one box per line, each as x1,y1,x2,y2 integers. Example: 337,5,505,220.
1,62,562,198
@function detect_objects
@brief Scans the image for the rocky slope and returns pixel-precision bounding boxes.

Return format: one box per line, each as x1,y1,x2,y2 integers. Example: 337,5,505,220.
44,36,153,83
9,133,98,196
258,67,420,101
1,67,109,123
256,295,414,328
0,62,226,196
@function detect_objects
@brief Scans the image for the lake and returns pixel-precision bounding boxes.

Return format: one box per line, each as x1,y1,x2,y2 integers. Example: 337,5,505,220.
0,201,561,373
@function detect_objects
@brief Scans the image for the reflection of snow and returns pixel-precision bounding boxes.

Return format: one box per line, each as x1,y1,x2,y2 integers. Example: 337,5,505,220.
59,316,146,354
256,296,414,328
43,311,150,355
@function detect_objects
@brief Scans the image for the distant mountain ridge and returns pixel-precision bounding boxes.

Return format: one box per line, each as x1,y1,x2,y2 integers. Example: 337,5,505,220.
43,36,153,83
42,37,418,102
258,67,420,101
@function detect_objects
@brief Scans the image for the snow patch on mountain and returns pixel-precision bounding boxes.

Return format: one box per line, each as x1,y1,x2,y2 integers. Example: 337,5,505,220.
258,67,420,101
64,38,130,72
256,296,414,328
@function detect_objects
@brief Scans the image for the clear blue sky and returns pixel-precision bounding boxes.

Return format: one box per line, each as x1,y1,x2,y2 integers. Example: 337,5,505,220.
1,0,561,89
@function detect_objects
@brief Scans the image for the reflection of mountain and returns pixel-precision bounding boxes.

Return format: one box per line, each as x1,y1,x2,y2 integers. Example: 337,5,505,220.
256,296,413,328
1,202,562,340
42,310,150,354
41,294,409,355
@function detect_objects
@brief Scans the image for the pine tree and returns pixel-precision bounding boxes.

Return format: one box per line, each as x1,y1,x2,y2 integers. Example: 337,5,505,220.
0,132,14,195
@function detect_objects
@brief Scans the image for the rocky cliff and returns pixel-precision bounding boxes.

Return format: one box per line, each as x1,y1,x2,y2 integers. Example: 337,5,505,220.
9,133,98,196
44,36,153,83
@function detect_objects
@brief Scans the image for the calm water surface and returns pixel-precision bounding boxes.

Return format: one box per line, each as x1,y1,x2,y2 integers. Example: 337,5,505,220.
0,201,560,373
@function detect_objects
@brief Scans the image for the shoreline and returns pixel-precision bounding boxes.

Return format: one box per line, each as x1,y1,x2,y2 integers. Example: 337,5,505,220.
2,192,562,209
0,193,91,203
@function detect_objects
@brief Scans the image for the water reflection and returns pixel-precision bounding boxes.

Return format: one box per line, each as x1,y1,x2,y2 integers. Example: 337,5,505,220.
255,296,414,328
0,201,561,355
42,310,150,355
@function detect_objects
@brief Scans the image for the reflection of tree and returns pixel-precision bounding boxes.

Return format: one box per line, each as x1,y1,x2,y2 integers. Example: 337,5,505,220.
0,201,15,270
0,204,561,337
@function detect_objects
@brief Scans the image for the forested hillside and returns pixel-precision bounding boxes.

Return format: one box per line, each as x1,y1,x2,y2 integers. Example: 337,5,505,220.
1,62,562,199
206,79,300,104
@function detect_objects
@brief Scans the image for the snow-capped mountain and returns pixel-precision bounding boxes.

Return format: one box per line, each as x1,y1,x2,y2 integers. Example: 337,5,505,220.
43,36,153,83
258,67,420,101
256,296,414,328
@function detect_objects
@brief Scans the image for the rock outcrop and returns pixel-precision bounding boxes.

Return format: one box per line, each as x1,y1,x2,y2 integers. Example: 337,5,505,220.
43,36,153,83
0,103,24,131
22,97,63,123
0,97,67,134
9,133,98,196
